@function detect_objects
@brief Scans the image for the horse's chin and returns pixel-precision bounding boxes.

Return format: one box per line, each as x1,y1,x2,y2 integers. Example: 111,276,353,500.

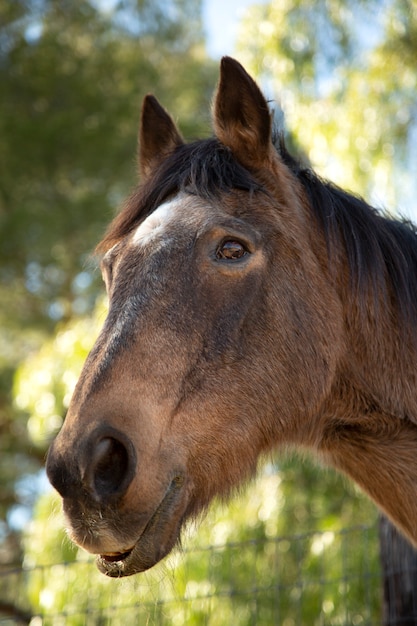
96,536,175,577
96,475,188,577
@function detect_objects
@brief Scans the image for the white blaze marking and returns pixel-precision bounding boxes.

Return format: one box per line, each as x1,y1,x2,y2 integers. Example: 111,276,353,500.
131,195,184,245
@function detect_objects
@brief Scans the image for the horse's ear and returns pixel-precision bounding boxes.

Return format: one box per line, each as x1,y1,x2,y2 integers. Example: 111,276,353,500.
213,57,273,168
139,95,184,179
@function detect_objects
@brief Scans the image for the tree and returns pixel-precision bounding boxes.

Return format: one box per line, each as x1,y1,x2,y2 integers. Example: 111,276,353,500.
236,0,416,216
0,0,216,565
0,0,214,332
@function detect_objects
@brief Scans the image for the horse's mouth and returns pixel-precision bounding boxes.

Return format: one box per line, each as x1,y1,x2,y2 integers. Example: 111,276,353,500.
96,475,187,577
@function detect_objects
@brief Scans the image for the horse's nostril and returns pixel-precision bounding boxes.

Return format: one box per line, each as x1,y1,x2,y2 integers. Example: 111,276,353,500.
47,427,136,504
89,436,132,501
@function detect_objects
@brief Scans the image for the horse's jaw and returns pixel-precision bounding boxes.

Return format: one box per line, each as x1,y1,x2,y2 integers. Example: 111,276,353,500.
96,474,188,577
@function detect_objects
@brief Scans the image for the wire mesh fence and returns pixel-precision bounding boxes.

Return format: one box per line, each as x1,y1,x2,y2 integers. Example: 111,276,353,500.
0,524,382,626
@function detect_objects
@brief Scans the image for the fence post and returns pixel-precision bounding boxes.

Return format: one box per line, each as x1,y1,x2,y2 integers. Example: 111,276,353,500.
379,516,417,625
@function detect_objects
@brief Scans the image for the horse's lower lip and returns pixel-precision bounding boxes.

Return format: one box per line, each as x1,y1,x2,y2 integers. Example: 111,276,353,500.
96,475,186,577
100,548,134,563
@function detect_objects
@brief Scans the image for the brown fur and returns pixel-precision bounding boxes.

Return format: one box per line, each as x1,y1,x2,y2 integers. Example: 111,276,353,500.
47,57,417,577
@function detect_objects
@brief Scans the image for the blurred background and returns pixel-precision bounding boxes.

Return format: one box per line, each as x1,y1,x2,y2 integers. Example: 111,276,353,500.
0,0,416,623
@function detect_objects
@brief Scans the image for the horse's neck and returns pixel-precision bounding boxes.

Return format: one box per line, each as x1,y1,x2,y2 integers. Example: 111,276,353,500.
319,294,417,547
340,290,417,423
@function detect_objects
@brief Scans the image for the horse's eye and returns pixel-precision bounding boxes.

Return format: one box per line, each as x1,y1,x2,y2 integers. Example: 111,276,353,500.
216,240,248,261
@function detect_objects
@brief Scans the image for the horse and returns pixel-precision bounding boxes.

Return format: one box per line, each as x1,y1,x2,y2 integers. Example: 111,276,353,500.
46,57,417,578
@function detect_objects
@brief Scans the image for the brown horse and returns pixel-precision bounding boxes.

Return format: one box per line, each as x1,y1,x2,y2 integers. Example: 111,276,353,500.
46,57,417,577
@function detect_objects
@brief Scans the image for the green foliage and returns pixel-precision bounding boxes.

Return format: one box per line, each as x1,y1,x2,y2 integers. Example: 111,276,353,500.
236,0,417,212
14,298,107,448
0,0,216,565
0,0,215,333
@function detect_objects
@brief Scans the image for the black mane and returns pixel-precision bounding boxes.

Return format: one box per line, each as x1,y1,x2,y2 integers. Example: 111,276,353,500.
288,150,417,328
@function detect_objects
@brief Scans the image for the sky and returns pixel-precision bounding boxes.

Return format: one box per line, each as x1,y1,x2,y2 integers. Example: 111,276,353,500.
93,0,263,59
202,0,265,58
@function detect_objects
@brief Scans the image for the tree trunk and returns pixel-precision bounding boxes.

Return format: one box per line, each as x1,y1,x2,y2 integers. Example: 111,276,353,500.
380,516,417,625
